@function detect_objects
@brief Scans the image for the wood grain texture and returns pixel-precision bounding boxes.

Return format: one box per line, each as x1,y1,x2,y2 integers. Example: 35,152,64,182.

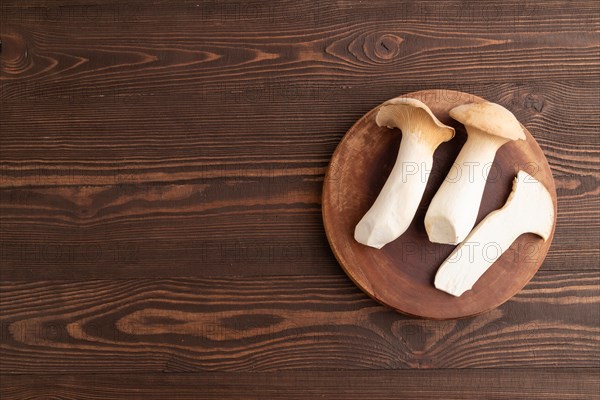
1,89,598,279
1,271,598,373
2,369,599,400
1,0,598,91
1,84,598,279
1,0,599,397
1,124,596,280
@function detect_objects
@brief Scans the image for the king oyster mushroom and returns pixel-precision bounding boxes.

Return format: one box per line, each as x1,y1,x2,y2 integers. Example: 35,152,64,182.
355,98,455,249
435,171,554,297
425,101,526,245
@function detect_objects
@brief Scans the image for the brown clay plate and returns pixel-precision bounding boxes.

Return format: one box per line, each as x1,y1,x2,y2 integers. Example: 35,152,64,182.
322,89,557,319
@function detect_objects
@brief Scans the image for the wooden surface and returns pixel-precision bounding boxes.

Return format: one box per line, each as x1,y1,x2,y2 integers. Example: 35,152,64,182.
323,89,557,319
1,0,598,398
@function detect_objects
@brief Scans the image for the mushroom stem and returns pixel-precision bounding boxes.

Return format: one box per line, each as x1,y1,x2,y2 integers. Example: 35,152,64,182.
434,171,554,297
355,133,433,249
425,131,505,244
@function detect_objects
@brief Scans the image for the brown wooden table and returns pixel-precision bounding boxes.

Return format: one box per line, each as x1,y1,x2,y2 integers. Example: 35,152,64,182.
1,1,599,398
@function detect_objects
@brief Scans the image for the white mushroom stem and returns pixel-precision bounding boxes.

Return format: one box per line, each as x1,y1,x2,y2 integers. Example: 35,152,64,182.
434,171,554,297
425,102,526,245
355,134,434,249
354,98,454,249
425,131,506,244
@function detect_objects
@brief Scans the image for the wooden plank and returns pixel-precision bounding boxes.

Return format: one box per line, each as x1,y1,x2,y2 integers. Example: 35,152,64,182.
1,0,598,96
0,185,594,279
1,81,597,186
1,271,598,373
1,369,599,400
0,180,591,277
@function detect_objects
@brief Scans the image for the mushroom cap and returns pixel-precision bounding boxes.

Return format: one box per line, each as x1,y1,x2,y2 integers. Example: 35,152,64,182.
506,170,555,241
376,97,455,148
449,102,525,141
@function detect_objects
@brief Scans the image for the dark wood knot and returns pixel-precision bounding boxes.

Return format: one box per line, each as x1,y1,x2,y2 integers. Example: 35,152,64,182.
373,34,402,61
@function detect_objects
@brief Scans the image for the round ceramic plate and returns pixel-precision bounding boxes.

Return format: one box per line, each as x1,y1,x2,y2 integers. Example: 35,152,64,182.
322,89,557,319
